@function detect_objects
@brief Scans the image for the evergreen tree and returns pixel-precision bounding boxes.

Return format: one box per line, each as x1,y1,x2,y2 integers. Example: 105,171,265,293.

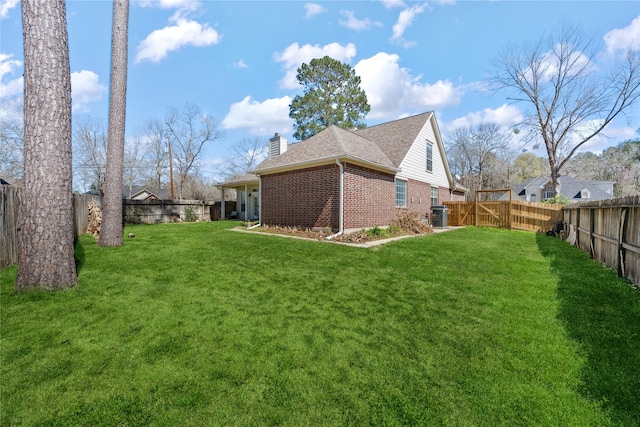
289,56,370,140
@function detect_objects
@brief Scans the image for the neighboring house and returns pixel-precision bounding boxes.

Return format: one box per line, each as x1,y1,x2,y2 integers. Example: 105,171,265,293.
510,175,614,203
220,112,466,232
0,178,10,185
122,186,168,201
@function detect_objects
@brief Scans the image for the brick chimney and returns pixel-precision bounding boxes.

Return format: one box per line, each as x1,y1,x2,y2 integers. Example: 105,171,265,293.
269,132,287,158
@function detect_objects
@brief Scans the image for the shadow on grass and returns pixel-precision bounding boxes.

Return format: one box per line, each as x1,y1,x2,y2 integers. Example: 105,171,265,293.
74,238,86,275
536,233,640,426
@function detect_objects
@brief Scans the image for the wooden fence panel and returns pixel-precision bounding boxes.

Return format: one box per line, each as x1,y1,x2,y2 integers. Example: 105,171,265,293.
624,201,640,285
1,186,20,269
443,200,562,232
1,188,100,269
564,195,640,287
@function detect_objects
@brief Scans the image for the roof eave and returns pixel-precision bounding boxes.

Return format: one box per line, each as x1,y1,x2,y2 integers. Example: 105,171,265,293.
252,154,399,176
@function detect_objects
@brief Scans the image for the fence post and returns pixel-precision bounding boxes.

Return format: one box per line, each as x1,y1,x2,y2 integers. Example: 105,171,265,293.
474,197,478,227
618,207,628,277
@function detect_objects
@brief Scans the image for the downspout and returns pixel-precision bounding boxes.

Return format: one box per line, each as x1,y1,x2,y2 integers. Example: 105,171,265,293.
327,159,344,239
247,176,261,230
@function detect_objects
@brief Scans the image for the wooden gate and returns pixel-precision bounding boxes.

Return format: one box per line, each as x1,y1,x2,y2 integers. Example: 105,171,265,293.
444,189,563,233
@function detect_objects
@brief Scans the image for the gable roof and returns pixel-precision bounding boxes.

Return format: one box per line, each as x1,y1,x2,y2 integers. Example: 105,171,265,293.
556,175,612,200
512,174,614,201
353,112,433,168
253,125,397,174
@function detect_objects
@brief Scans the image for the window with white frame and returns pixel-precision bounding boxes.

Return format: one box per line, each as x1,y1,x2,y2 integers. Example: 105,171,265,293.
426,142,433,172
543,189,553,200
396,179,407,207
580,188,590,199
431,187,438,206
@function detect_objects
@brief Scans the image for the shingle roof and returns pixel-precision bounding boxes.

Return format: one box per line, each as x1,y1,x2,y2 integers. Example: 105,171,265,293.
354,112,433,168
253,112,433,174
557,175,612,200
253,125,397,173
221,173,259,186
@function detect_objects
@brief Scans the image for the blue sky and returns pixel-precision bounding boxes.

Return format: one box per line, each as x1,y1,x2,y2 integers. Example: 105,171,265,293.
1,0,639,182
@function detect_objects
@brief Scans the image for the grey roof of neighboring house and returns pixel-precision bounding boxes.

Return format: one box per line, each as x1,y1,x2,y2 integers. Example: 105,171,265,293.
253,124,398,173
557,175,612,200
513,174,613,200
122,186,169,199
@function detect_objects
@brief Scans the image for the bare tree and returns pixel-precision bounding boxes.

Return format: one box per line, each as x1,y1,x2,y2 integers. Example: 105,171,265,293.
73,115,108,193
16,0,76,291
0,98,24,183
164,103,224,199
101,0,129,246
446,122,512,198
493,23,640,196
141,118,168,192
123,135,146,197
224,136,268,179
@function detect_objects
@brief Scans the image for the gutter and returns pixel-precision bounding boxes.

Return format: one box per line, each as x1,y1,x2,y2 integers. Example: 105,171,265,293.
326,159,344,240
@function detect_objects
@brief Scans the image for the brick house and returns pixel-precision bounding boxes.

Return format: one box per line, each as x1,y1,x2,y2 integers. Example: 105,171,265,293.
220,112,466,232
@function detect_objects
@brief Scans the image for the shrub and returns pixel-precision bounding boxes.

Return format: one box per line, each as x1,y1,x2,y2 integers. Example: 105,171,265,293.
184,206,198,222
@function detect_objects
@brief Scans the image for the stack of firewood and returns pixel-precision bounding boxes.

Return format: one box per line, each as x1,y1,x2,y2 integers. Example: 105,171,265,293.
87,199,102,237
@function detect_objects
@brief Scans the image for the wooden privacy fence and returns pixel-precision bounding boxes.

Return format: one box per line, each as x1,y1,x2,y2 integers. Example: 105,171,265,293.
124,199,216,224
0,186,101,269
443,193,563,233
562,196,640,286
1,185,20,269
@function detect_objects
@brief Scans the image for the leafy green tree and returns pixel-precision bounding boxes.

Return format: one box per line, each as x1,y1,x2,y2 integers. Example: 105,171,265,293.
513,152,547,182
289,56,370,140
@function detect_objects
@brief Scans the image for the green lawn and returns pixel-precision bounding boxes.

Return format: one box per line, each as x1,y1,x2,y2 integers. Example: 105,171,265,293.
1,222,639,426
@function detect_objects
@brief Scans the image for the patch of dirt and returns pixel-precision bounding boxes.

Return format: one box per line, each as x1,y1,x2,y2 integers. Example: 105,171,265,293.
255,212,434,244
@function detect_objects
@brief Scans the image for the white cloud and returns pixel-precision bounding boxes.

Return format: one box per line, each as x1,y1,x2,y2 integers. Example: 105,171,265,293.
222,96,294,135
135,18,221,63
0,0,19,19
339,10,383,31
274,42,357,89
71,70,107,112
0,53,22,99
444,104,523,132
304,3,326,19
391,3,428,45
604,15,640,53
354,52,461,120
233,59,249,69
136,0,200,11
380,0,405,9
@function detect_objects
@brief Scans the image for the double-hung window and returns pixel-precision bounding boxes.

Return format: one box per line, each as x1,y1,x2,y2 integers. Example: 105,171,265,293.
431,187,439,206
426,142,433,173
396,179,407,207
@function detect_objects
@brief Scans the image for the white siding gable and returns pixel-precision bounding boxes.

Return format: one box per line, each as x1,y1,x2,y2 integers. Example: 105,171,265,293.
396,120,450,188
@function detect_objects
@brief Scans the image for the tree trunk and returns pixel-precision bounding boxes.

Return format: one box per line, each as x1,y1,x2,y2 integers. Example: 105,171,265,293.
100,0,129,246
16,0,77,291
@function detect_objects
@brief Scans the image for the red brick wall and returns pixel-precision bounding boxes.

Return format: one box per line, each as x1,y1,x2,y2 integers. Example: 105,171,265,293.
261,164,340,229
260,162,463,230
405,179,432,219
343,164,396,229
